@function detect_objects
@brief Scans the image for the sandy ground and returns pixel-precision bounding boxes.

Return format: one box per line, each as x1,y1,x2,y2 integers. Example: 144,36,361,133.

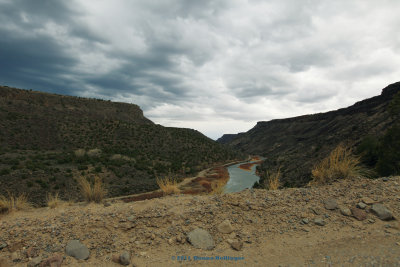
0,176,399,266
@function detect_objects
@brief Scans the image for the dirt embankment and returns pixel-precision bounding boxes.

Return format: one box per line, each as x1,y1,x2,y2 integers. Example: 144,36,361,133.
0,176,399,266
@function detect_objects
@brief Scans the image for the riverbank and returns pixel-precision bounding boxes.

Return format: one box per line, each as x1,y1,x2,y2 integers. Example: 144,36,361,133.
0,176,399,266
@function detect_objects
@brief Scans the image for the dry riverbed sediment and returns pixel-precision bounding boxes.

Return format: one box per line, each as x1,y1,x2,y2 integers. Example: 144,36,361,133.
0,176,399,266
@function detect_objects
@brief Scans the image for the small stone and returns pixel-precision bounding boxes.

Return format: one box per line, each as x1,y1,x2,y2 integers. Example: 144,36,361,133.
302,218,309,224
357,202,367,209
217,220,234,234
368,219,375,224
65,240,90,260
103,202,111,207
27,256,42,267
11,252,20,262
0,242,7,250
324,198,338,210
168,238,174,245
187,228,215,250
39,254,63,267
371,204,394,221
226,239,234,245
361,197,375,205
351,207,367,221
26,247,40,258
127,216,135,222
340,207,352,216
230,241,243,251
314,218,326,226
120,251,130,266
112,254,120,264
311,207,322,215
382,177,389,182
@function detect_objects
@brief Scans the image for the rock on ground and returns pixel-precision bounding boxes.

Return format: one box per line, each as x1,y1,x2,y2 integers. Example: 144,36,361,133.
39,254,63,267
340,207,352,216
217,220,234,234
351,207,367,221
187,228,215,250
65,240,90,260
371,204,394,221
120,251,131,266
324,198,338,210
314,218,326,226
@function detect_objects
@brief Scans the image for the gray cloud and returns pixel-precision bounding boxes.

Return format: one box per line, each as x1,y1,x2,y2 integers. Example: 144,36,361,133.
1,0,400,139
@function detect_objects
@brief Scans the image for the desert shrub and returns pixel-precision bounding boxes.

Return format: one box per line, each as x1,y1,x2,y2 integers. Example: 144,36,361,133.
74,149,86,158
46,192,63,208
0,168,10,175
77,175,107,203
0,192,31,213
264,167,281,190
310,144,367,185
78,164,88,171
376,124,400,176
357,136,380,167
156,175,180,195
87,148,101,158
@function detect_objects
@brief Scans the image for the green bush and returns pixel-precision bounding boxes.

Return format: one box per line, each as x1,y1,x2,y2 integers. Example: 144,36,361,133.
0,168,10,175
376,124,400,176
357,136,379,167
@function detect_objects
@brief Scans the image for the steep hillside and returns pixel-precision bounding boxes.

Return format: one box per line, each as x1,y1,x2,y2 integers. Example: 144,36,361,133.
0,86,244,205
219,82,400,187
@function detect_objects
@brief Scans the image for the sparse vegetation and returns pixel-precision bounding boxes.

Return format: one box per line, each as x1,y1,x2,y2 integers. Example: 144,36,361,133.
357,92,400,176
210,179,226,195
265,167,281,190
310,144,367,185
0,86,243,205
156,175,180,195
77,175,107,203
0,192,31,213
46,192,63,208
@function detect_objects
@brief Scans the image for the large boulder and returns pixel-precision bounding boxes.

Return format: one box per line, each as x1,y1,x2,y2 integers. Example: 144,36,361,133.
65,240,89,260
187,228,215,250
371,204,394,221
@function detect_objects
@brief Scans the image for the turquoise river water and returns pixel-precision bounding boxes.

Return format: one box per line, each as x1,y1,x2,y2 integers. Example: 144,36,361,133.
224,158,263,193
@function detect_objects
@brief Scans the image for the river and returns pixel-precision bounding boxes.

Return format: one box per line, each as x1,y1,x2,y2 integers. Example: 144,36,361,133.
224,158,263,193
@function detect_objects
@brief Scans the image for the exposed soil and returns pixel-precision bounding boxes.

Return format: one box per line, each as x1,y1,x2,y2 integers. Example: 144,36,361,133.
238,160,263,171
0,176,399,266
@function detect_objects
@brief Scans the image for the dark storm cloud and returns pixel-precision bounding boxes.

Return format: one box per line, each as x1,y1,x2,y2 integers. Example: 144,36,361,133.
1,0,400,139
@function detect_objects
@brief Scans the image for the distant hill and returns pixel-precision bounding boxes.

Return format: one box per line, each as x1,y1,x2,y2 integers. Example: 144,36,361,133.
0,86,244,204
218,82,400,187
216,134,240,144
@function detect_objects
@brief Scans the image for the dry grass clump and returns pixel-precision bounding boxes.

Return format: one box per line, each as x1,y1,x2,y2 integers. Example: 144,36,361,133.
77,175,107,203
310,144,367,185
74,148,86,157
0,192,31,213
265,167,281,190
46,192,63,209
210,179,226,195
156,175,180,195
87,148,102,157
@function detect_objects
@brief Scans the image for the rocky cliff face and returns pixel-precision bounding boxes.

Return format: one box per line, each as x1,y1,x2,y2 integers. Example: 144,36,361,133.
219,82,400,186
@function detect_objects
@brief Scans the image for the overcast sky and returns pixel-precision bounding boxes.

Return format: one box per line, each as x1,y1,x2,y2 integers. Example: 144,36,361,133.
1,0,400,139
